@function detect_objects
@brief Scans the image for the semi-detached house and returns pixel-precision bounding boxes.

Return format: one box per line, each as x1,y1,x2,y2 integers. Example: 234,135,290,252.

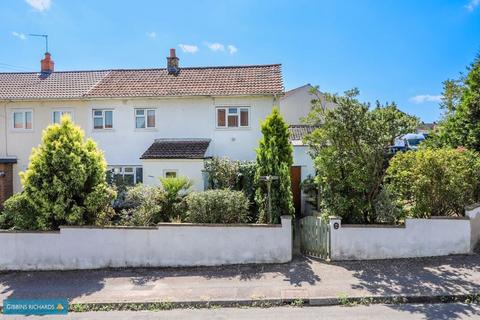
0,49,313,214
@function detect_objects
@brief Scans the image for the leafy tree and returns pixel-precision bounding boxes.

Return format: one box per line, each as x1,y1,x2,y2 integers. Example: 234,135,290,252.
426,55,480,150
255,107,294,223
304,89,418,224
159,176,192,222
0,115,115,230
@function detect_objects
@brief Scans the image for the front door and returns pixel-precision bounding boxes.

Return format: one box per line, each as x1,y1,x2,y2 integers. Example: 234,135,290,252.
290,166,302,216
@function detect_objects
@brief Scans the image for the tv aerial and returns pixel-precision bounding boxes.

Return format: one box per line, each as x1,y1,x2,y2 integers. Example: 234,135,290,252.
29,34,49,52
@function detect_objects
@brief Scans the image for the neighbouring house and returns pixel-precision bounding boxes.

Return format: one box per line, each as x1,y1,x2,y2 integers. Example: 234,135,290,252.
280,84,335,215
0,49,320,209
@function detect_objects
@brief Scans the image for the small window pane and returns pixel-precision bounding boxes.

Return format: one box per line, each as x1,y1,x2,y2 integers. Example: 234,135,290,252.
240,109,249,126
94,117,103,129
217,109,226,127
53,111,61,124
136,167,143,183
165,171,177,178
136,116,145,129
136,109,145,116
228,108,238,114
25,112,32,129
104,111,113,128
94,110,103,116
147,110,155,128
124,167,134,173
13,112,24,129
228,115,238,127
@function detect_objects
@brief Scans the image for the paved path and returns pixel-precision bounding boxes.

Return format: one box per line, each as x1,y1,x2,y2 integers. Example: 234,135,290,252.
1,254,480,310
3,304,480,320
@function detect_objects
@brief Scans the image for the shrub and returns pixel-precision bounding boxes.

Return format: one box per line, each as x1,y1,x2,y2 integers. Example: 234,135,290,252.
386,148,480,218
159,176,192,222
203,157,257,220
117,184,165,226
0,115,115,230
185,189,249,224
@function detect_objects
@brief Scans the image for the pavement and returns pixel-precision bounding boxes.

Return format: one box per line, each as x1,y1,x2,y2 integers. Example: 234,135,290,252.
3,304,480,320
1,253,480,308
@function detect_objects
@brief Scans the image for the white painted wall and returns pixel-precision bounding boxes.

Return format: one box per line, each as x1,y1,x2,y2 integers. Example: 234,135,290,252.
280,84,335,125
2,95,276,193
142,159,205,191
466,204,480,250
329,216,476,260
0,216,292,271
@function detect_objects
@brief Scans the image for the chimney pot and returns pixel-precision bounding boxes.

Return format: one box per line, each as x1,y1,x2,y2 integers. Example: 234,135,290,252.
41,52,54,74
167,48,179,75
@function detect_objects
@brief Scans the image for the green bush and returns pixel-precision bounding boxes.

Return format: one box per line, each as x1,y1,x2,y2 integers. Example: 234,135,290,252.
203,157,257,220
386,148,480,218
117,184,165,226
0,115,115,230
159,176,192,222
185,189,249,224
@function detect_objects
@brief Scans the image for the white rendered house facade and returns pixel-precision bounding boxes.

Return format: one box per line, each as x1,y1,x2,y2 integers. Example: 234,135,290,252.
0,50,284,199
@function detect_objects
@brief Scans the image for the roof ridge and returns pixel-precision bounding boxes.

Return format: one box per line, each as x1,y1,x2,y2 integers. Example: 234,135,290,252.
0,64,281,75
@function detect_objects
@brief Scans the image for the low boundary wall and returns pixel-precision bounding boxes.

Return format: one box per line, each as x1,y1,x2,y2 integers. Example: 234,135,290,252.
329,205,480,260
0,216,292,271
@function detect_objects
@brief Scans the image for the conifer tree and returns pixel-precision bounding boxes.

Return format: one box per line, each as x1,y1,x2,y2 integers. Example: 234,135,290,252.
255,108,294,223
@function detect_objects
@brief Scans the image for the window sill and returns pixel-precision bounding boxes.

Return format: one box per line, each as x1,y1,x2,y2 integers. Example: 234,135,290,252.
134,128,158,132
215,127,251,131
92,129,115,132
10,129,34,133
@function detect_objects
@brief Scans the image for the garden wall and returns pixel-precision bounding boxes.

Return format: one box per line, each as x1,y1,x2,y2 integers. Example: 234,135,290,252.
329,205,480,260
0,216,292,271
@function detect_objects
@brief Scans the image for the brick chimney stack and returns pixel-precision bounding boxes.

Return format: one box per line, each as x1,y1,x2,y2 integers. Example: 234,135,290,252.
41,52,54,73
167,48,179,75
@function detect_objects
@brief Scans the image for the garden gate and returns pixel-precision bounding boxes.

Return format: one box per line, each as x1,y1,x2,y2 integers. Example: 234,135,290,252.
300,216,330,259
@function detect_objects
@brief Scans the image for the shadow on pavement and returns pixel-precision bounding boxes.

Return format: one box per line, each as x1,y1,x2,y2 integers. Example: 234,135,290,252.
331,254,480,320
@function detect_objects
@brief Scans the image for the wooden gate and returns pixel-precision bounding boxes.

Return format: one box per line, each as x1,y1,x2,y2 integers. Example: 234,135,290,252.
300,216,330,259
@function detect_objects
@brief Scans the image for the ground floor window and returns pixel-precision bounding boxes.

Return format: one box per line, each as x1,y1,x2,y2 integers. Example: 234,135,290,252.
107,166,143,186
163,169,178,178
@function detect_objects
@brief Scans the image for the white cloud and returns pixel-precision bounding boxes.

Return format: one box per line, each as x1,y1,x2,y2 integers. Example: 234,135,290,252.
466,0,480,11
206,42,225,52
25,0,51,11
227,45,238,54
178,44,199,53
12,32,26,40
146,32,156,38
409,94,443,104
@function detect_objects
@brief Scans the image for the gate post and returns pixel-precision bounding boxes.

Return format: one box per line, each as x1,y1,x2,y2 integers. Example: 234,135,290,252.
328,216,342,261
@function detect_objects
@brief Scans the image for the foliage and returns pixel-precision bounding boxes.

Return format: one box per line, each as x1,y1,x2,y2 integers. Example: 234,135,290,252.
300,175,319,208
255,107,294,223
159,176,192,222
185,189,249,224
203,157,257,220
385,148,480,218
304,88,418,224
425,55,480,150
117,184,165,226
0,115,115,230
117,177,192,225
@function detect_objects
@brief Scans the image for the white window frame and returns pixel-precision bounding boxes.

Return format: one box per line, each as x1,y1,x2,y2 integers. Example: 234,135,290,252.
92,109,114,130
12,109,34,131
163,169,178,178
215,106,250,129
52,109,74,124
134,108,156,129
108,166,143,184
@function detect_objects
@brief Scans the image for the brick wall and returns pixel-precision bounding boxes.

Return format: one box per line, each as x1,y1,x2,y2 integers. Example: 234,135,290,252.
0,163,14,206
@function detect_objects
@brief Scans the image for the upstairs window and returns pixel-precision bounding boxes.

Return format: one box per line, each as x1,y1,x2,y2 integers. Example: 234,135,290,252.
52,110,73,124
135,109,156,129
13,110,33,130
216,107,249,128
93,110,113,130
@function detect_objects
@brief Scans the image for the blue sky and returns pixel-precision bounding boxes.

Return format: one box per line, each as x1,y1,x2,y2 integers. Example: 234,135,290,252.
1,0,479,122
